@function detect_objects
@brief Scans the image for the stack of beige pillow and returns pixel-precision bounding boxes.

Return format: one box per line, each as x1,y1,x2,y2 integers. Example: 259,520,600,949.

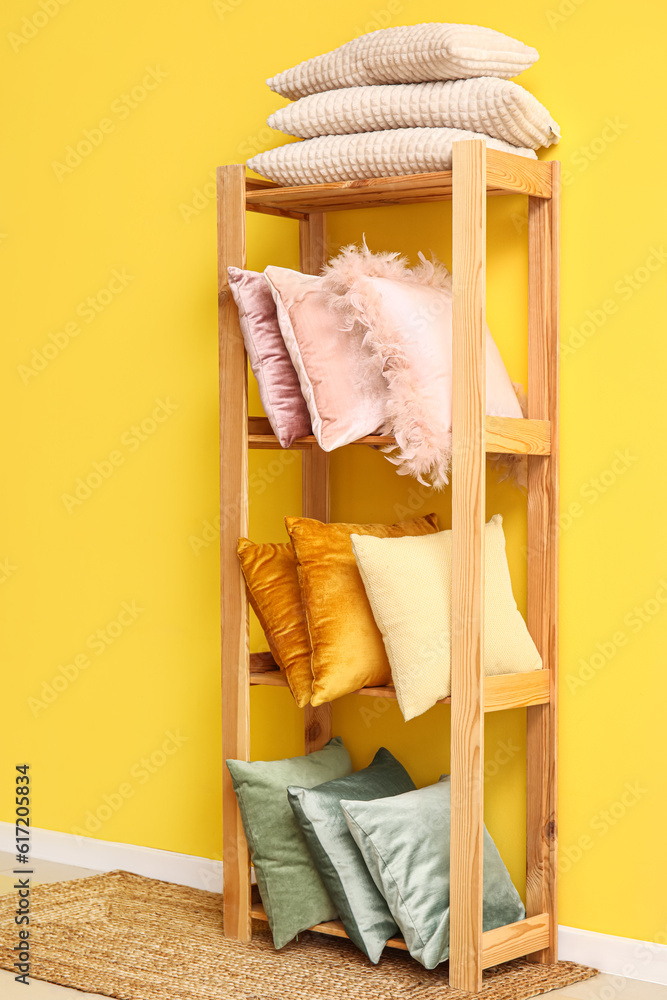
248,22,560,186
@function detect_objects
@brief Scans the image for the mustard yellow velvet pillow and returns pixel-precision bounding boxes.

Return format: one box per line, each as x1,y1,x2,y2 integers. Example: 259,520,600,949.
285,514,439,705
237,539,313,708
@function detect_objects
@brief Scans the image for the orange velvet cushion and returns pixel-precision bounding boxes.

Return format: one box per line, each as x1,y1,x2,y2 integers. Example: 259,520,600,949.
237,539,313,708
285,514,439,705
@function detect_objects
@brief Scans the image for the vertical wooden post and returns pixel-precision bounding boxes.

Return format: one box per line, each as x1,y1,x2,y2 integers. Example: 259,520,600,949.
299,212,333,754
450,139,487,993
217,165,252,941
526,161,560,962
299,212,327,276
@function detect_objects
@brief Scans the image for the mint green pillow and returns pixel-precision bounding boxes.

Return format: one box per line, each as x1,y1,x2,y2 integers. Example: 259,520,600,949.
341,776,525,969
226,736,352,948
287,747,415,963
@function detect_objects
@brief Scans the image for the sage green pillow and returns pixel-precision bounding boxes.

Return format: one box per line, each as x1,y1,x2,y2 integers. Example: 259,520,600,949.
341,775,525,969
287,747,416,963
226,736,352,948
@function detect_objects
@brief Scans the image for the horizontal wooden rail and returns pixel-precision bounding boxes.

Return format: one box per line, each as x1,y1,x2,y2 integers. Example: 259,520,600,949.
249,657,551,712
481,912,550,968
485,151,552,199
252,891,549,965
245,152,551,215
250,892,409,950
484,672,551,712
248,416,550,457
485,416,550,455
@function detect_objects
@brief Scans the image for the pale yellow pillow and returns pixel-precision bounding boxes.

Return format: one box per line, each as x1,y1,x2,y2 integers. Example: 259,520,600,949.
350,515,542,721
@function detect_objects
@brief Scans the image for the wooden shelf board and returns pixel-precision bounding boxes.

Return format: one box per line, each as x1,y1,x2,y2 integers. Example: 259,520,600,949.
251,896,408,951
251,893,549,966
247,416,550,457
249,659,551,712
245,152,552,215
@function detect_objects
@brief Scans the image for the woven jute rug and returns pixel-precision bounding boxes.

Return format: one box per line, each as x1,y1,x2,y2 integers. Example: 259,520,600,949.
0,870,596,1000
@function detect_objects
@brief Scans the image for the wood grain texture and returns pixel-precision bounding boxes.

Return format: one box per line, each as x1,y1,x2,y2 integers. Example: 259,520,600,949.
252,894,550,961
299,212,328,275
245,152,551,215
526,160,560,964
217,165,252,942
484,671,550,712
300,213,333,755
246,203,309,221
484,416,550,455
250,667,550,712
481,913,551,969
249,671,288,687
449,139,487,994
485,149,552,198
248,416,550,456
248,651,277,673
302,445,331,523
250,894,409,950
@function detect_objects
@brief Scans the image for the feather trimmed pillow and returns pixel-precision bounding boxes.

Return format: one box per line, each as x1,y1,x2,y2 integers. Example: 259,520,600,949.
267,23,539,100
247,128,536,186
320,245,523,489
268,79,559,151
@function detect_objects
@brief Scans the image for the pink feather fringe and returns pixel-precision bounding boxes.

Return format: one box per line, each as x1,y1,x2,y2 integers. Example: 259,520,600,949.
321,243,525,490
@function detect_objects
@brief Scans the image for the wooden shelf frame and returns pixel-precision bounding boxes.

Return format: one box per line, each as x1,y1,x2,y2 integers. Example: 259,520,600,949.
250,889,551,969
217,145,559,993
248,655,552,713
247,415,551,456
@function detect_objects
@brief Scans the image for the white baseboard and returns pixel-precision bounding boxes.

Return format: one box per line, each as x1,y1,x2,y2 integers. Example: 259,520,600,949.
559,925,667,986
2,823,665,984
0,822,223,893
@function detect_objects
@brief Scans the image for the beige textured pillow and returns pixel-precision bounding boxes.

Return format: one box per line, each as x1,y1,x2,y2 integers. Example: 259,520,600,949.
268,79,560,151
248,128,536,186
267,24,539,100
351,515,542,721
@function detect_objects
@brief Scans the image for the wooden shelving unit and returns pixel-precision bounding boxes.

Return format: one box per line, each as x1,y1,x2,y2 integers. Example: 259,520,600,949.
217,141,559,993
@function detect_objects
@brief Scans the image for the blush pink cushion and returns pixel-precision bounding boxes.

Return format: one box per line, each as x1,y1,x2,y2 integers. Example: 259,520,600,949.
227,267,311,448
264,266,390,451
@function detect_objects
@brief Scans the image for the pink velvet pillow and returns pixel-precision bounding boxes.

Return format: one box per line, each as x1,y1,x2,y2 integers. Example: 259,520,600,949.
264,266,390,451
227,267,311,448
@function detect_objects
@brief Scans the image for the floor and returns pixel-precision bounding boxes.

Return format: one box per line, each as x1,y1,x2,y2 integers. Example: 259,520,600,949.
0,853,665,999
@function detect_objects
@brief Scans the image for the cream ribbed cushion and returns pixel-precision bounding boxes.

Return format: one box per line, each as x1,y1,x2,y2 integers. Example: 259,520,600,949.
268,79,559,150
351,515,542,722
247,128,536,186
267,24,539,100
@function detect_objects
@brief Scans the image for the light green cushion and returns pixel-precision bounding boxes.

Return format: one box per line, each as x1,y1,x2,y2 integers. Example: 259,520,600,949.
287,747,416,963
226,736,352,948
341,776,525,969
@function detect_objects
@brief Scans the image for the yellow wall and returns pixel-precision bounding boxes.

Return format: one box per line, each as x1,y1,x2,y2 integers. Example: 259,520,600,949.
2,0,666,947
